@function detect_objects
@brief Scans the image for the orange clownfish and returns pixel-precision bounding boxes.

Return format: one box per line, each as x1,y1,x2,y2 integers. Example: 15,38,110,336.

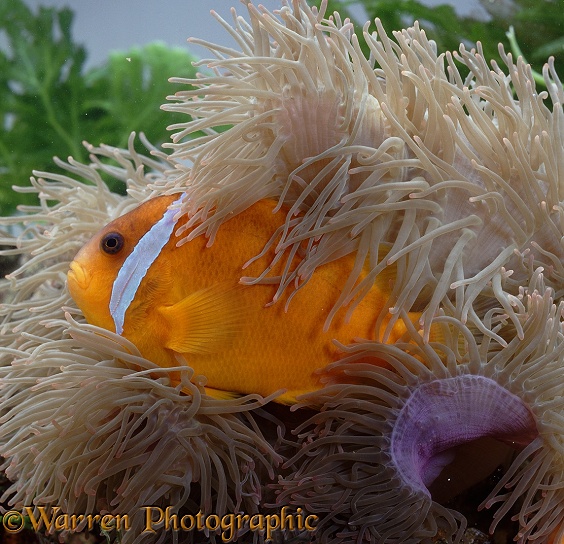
67,194,417,404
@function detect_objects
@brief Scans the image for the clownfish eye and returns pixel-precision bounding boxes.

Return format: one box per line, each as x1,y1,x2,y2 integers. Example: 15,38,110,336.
100,232,125,255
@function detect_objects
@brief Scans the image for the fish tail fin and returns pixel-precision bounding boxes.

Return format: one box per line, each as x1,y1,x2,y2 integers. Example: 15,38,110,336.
427,319,447,345
427,319,478,356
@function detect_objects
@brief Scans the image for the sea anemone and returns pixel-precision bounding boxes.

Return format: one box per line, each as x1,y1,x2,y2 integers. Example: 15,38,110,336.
0,137,281,543
162,0,564,343
274,272,564,543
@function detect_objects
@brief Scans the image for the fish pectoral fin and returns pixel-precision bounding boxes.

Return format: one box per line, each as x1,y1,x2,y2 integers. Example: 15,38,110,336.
159,284,244,355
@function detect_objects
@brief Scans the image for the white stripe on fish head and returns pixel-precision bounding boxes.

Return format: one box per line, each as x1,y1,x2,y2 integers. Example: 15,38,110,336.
109,194,185,335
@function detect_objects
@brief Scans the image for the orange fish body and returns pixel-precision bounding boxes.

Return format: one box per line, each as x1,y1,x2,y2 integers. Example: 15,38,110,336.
68,194,414,404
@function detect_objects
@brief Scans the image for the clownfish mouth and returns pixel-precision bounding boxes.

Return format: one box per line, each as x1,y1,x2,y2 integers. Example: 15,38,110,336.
67,261,91,290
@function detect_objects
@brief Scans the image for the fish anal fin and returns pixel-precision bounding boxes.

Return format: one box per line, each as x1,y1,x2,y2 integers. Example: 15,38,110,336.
159,283,244,355
202,386,241,400
274,390,300,405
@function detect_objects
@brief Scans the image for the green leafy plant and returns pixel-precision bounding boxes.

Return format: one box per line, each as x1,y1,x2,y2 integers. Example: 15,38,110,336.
0,0,198,215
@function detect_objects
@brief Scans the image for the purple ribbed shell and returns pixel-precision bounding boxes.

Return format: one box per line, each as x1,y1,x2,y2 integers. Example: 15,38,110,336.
391,374,538,494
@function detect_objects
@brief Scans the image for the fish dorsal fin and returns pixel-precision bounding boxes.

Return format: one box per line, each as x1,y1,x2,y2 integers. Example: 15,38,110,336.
158,284,244,355
110,194,184,334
